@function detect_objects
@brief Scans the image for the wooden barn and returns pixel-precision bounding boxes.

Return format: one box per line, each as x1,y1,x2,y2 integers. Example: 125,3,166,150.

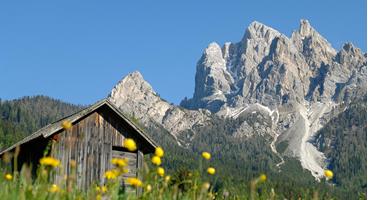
0,99,157,192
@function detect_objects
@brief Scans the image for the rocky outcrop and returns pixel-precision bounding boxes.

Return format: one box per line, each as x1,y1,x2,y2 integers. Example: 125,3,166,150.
181,42,233,111
108,71,210,144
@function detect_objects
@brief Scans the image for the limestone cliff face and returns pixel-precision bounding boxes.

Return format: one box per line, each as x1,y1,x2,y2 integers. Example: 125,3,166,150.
186,42,233,111
108,71,210,144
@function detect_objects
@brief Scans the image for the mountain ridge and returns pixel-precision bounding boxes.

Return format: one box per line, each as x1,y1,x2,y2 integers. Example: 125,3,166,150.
108,19,366,179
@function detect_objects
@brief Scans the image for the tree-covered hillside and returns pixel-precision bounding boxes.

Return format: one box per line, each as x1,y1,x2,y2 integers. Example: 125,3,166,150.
0,96,83,150
314,95,367,196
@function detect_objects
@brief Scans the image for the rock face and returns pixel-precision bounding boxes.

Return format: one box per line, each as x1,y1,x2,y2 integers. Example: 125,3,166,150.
108,71,210,145
183,42,233,112
108,20,366,179
182,20,365,111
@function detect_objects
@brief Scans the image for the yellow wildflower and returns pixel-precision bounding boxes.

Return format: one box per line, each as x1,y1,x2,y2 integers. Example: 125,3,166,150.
259,174,267,182
40,157,61,168
202,182,211,190
126,177,143,187
155,147,164,157
123,138,137,152
111,158,128,168
151,156,162,166
104,169,119,180
157,167,165,177
96,194,102,200
146,184,152,192
49,184,60,193
208,192,215,200
164,175,171,182
96,185,107,193
101,186,107,193
324,169,334,179
202,152,211,160
121,168,129,174
4,173,12,181
62,120,72,130
207,167,215,175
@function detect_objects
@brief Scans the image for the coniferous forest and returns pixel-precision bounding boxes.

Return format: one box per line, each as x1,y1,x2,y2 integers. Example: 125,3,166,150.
0,95,366,199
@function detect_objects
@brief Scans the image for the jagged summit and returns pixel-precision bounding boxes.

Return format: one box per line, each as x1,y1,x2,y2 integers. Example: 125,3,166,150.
119,71,147,86
244,21,282,41
110,71,147,90
342,42,355,51
341,42,361,54
205,42,222,52
202,42,226,68
182,19,364,113
298,19,314,37
109,71,156,107
127,71,144,80
292,19,337,62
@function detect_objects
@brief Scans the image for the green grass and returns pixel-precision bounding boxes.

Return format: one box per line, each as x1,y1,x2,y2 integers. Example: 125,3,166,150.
0,147,365,200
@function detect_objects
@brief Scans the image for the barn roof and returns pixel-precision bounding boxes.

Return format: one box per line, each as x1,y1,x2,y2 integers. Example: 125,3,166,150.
0,99,158,155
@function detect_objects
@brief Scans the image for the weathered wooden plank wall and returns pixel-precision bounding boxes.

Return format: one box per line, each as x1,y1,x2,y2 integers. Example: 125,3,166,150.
51,109,140,190
137,150,144,195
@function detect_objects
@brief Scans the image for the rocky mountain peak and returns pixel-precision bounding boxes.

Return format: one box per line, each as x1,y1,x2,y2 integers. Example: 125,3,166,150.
335,42,366,69
201,42,226,69
292,19,337,65
116,70,145,86
109,71,172,129
243,21,282,42
341,42,361,55
108,71,156,108
298,19,314,38
179,41,233,111
295,19,326,41
122,71,148,86
205,42,222,54
109,71,210,143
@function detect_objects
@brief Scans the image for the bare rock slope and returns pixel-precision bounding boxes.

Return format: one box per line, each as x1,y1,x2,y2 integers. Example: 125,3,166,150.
108,71,211,146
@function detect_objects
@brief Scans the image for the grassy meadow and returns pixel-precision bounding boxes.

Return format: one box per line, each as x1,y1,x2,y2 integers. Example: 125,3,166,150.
0,121,363,200
0,146,343,199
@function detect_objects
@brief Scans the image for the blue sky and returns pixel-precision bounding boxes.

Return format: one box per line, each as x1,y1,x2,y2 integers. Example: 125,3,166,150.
0,0,366,105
